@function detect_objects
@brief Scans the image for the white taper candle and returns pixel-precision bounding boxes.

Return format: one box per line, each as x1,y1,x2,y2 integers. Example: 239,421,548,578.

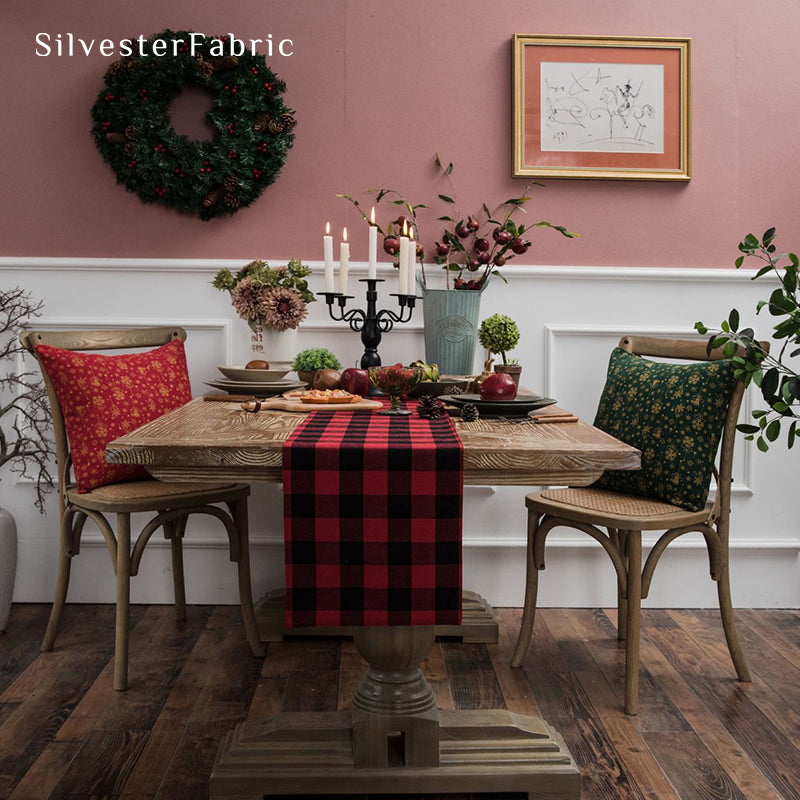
323,221,335,293
339,227,349,295
368,207,378,280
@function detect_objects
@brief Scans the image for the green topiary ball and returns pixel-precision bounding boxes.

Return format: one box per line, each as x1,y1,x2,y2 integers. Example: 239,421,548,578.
478,314,520,358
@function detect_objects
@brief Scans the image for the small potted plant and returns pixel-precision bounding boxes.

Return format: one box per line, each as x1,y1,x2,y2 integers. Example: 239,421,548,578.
292,347,343,387
478,314,522,386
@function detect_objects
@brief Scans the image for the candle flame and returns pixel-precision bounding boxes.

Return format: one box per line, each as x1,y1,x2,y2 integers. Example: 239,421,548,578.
343,227,348,242
325,221,330,235
402,219,408,236
370,206,376,225
409,227,415,241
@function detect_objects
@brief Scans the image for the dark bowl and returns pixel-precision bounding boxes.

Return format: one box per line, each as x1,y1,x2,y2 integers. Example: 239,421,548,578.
408,378,470,397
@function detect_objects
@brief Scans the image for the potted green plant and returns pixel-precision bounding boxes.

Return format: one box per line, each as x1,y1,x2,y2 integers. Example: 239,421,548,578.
212,259,314,362
292,347,343,387
478,314,522,386
1,288,54,631
696,228,799,451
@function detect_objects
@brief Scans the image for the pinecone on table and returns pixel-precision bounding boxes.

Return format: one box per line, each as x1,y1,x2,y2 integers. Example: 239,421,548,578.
417,395,444,419
460,403,479,423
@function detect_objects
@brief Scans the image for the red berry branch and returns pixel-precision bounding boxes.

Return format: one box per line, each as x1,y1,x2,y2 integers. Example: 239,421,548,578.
339,155,578,291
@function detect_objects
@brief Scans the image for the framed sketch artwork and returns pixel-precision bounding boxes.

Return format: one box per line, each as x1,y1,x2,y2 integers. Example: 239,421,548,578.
512,35,691,181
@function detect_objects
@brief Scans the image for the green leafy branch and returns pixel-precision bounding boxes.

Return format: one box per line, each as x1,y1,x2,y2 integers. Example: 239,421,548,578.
695,228,799,451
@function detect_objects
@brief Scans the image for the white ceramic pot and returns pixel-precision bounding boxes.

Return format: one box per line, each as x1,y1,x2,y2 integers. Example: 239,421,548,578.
249,324,298,363
0,507,17,632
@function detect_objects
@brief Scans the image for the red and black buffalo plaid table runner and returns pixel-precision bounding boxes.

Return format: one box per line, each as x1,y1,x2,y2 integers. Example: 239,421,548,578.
282,405,463,628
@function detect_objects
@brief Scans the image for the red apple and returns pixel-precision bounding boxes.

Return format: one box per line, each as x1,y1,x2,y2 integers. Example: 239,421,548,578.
339,367,369,396
479,372,518,400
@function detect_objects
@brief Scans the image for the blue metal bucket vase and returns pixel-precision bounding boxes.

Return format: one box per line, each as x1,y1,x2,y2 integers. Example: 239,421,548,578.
421,287,482,375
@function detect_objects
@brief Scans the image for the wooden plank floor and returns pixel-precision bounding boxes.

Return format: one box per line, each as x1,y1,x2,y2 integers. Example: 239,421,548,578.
1,605,799,800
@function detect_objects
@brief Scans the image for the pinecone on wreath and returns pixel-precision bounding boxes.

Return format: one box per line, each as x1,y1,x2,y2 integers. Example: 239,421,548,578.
417,395,444,420
203,185,226,208
196,58,215,79
253,113,270,133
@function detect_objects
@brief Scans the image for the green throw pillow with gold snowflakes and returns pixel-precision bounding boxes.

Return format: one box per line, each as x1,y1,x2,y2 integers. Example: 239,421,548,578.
593,347,738,512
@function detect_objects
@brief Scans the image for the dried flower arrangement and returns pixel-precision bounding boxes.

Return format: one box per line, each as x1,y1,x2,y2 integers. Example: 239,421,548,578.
212,259,314,331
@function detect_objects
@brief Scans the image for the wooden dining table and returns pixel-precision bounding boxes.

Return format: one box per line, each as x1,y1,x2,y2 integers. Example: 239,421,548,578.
107,397,639,800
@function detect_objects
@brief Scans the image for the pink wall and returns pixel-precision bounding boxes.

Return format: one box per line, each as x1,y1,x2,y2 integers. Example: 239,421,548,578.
3,0,800,266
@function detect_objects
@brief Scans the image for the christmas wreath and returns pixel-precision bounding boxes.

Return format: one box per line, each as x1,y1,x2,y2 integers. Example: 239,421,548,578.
90,29,296,220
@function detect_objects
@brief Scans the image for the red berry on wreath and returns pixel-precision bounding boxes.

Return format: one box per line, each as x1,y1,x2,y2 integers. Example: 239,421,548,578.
264,82,273,90
251,66,258,74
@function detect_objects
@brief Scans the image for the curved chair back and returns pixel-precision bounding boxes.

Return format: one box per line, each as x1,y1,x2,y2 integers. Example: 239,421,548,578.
19,326,187,508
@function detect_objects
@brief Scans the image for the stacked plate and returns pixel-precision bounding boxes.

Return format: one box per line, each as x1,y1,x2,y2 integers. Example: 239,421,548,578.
206,363,305,397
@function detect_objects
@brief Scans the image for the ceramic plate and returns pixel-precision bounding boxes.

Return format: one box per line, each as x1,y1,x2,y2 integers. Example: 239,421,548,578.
217,364,292,382
445,394,557,415
205,378,305,397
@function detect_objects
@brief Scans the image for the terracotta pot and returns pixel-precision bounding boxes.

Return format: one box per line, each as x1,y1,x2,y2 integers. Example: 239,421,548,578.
494,363,522,388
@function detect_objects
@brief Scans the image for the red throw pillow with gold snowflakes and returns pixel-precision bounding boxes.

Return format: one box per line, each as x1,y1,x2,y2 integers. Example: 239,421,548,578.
36,339,192,493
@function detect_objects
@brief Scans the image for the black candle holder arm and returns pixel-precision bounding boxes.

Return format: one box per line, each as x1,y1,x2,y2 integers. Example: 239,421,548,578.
316,279,418,370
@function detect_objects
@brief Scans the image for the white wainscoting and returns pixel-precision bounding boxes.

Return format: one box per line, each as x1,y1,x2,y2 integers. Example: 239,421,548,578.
1,257,798,609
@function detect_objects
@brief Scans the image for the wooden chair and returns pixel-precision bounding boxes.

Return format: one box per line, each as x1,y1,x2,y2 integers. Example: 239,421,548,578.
511,335,757,714
20,326,265,690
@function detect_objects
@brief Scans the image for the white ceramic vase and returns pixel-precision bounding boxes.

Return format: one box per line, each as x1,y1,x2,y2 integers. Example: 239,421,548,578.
0,507,17,632
249,323,298,363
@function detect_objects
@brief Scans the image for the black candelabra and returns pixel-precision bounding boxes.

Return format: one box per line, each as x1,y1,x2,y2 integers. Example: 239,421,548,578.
318,278,418,369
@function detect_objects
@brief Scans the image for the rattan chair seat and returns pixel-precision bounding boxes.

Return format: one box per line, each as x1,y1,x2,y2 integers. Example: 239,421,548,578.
66,480,246,513
74,479,235,501
542,487,686,515
528,486,711,530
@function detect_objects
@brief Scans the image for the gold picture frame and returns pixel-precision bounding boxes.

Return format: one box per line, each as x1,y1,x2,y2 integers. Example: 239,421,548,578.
512,34,691,181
